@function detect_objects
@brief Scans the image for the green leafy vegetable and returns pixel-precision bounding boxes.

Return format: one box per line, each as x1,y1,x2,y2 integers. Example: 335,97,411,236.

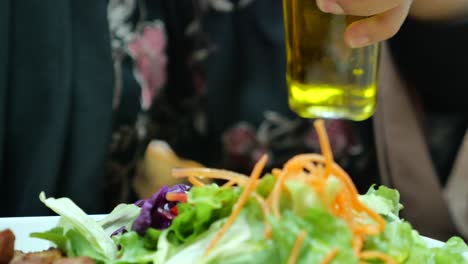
165,184,240,245
160,214,264,264
29,181,468,264
269,209,357,264
255,174,276,198
284,180,322,217
112,231,158,263
30,227,68,251
99,203,141,237
31,227,108,262
362,187,468,264
364,221,415,263
433,237,468,264
359,185,403,222
36,192,117,260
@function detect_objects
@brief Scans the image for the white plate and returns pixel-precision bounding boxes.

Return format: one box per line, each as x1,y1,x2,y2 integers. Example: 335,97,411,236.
1,215,467,260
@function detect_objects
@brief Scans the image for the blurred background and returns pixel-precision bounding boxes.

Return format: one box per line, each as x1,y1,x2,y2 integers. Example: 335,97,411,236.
0,0,467,242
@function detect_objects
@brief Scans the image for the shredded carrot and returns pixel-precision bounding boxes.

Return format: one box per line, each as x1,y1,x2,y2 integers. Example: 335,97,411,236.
316,164,325,179
272,168,282,177
304,162,318,175
352,234,365,255
320,248,339,264
284,154,358,196
268,169,287,218
304,175,326,190
165,192,188,203
222,179,237,188
311,120,387,259
287,230,307,264
360,251,398,264
173,168,249,186
314,119,333,177
188,176,205,187
330,164,360,199
279,152,386,236
252,192,272,239
171,119,396,263
204,155,268,256
335,192,353,224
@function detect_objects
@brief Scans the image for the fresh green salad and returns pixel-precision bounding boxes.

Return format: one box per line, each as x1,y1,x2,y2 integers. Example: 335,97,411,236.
31,121,467,264
32,175,468,264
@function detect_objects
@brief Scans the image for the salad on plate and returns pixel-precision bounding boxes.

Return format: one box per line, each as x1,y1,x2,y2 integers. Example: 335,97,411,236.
2,120,467,264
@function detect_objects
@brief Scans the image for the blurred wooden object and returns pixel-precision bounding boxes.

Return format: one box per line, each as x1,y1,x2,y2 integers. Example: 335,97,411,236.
133,140,204,199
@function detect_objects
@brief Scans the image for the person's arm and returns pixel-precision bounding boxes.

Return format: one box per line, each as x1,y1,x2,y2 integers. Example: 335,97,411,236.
410,0,468,21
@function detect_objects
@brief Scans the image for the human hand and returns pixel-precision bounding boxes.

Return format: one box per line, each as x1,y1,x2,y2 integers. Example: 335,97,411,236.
316,0,413,48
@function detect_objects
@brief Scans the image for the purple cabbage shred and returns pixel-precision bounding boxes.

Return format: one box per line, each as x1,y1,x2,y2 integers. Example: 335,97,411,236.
111,226,128,237
132,184,191,235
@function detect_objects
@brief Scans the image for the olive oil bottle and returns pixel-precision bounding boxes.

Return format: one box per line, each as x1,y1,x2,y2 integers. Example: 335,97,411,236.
283,0,379,121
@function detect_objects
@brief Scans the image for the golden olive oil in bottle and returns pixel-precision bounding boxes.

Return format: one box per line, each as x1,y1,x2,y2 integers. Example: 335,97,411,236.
283,0,379,121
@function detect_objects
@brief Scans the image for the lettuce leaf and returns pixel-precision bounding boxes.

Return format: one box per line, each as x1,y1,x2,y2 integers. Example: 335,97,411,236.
30,181,468,264
165,184,240,245
284,180,323,217
359,185,403,222
270,209,358,264
255,174,276,198
99,203,141,237
365,222,468,264
32,194,142,263
366,185,402,210
156,213,276,264
34,192,117,261
364,220,417,263
284,175,341,216
31,227,110,262
362,186,468,264
433,237,468,264
112,231,158,263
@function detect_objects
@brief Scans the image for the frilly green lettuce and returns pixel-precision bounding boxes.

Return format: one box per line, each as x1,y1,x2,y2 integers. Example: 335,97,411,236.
33,192,117,261
30,180,468,264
